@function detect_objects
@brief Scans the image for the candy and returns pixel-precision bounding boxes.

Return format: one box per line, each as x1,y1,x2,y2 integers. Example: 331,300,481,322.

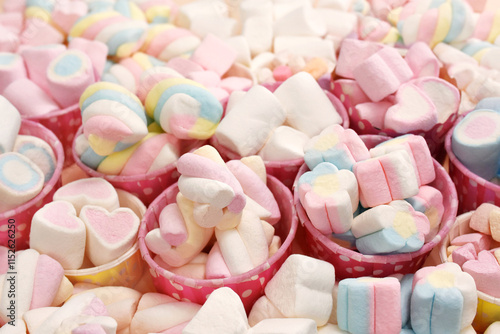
13,135,57,182
20,44,66,94
141,23,201,61
405,185,444,242
249,318,317,334
258,126,310,161
0,95,21,154
0,52,26,94
2,78,59,117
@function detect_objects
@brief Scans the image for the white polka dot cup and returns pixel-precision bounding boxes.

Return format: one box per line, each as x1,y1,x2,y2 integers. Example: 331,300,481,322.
25,103,81,167
293,135,458,280
138,174,298,312
445,113,500,214
72,126,203,206
331,80,458,162
64,188,147,288
0,120,64,250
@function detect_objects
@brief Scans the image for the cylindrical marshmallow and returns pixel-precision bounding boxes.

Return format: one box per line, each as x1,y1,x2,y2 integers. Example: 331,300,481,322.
0,52,26,93
2,78,60,117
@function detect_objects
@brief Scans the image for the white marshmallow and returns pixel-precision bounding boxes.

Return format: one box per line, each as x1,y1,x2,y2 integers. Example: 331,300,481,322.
178,176,235,209
242,16,274,56
274,36,335,62
183,287,249,334
176,0,228,28
248,296,285,327
191,16,237,39
317,9,357,40
273,5,327,37
225,36,252,67
0,96,21,154
24,307,58,333
248,318,318,334
274,72,342,137
258,126,309,161
264,254,335,326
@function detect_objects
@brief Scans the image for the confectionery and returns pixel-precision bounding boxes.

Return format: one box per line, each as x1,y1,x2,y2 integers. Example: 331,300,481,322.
2,0,500,333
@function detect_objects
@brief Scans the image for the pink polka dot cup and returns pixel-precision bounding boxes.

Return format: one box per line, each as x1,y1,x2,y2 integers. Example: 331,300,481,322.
0,120,64,250
445,113,500,214
294,135,458,280
138,174,298,312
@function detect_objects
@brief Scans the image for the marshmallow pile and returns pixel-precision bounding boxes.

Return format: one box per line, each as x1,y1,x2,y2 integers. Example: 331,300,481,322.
446,203,500,298
145,145,282,279
215,71,343,161
299,128,444,255
0,97,57,214
29,178,141,269
334,40,460,133
451,97,500,182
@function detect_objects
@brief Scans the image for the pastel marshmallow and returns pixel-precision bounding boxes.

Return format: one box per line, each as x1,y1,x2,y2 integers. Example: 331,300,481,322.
159,203,188,247
264,254,335,326
354,150,419,207
464,250,500,295
0,52,26,93
354,101,392,130
2,78,59,117
190,34,237,76
273,36,335,63
258,126,310,161
337,277,401,334
273,71,342,137
405,185,444,242
248,318,317,334
405,41,440,78
273,4,327,37
469,203,499,235
298,162,358,234
0,95,21,154
335,39,384,79
51,1,89,34
30,201,86,270
452,243,478,267
451,233,492,254
0,152,44,213
53,178,120,215
13,135,56,183
20,44,66,94
351,200,430,254
332,79,370,106
248,296,284,327
205,242,231,279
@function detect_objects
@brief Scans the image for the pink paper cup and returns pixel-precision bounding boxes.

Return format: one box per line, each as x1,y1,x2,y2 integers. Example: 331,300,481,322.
439,212,500,333
211,86,350,189
445,115,500,214
331,79,459,163
138,174,298,312
72,126,205,206
25,103,81,167
64,189,147,288
0,120,64,250
293,135,458,280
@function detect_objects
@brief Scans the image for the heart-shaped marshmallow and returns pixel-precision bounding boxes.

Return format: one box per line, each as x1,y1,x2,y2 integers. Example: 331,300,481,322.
462,250,500,298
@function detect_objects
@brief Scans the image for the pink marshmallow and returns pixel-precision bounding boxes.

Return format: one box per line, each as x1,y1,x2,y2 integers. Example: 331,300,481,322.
205,242,231,279
20,19,65,47
190,34,237,77
355,101,391,129
159,203,188,247
208,86,229,103
452,243,477,267
470,203,498,235
0,12,23,34
219,77,253,95
68,38,109,77
166,57,204,77
273,65,293,82
0,25,20,52
332,79,371,106
52,0,89,34
451,233,493,254
21,44,67,94
335,39,384,79
2,0,25,13
405,41,440,78
2,78,59,116
353,47,413,102
463,250,500,297
30,254,64,309
72,324,107,334
0,52,26,93
187,70,221,88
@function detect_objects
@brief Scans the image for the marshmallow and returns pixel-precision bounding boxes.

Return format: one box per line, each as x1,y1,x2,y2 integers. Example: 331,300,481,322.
248,318,317,334
205,242,231,279
405,42,440,78
411,76,460,123
0,152,44,213
353,47,413,102
53,178,120,215
264,254,335,326
155,252,207,280
405,185,444,242
273,5,327,37
13,135,56,183
21,19,65,47
273,36,335,63
67,38,107,78
190,34,237,76
80,205,140,266
144,77,223,140
303,124,370,171
30,201,87,270
243,16,274,56
337,277,401,334
20,44,66,94
354,150,419,207
298,162,358,234
0,52,26,94
335,39,384,79
358,15,399,45
274,72,342,137
399,273,414,329
332,79,370,106
0,26,19,53
226,159,280,225
183,287,249,334
46,49,96,108
215,85,286,157
80,82,148,156
215,209,269,275
451,109,500,180
470,203,499,235
351,200,430,254
354,101,391,130
463,249,500,298
370,134,435,187
411,262,477,333
452,243,477,267
241,156,267,184
159,203,188,247
452,233,492,254
485,322,500,334
257,126,309,161
0,95,21,154
51,1,89,34
248,296,285,327
142,24,201,61
2,78,59,117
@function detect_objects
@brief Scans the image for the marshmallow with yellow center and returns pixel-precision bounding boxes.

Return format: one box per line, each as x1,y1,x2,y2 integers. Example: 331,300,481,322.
351,200,430,254
410,262,477,334
298,162,358,235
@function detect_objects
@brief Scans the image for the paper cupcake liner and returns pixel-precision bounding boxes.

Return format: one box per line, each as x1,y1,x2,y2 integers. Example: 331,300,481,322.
72,126,205,206
331,80,458,163
25,103,81,167
138,174,298,312
0,120,64,250
439,212,500,333
293,135,458,280
64,188,147,288
211,87,350,189
445,116,500,214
